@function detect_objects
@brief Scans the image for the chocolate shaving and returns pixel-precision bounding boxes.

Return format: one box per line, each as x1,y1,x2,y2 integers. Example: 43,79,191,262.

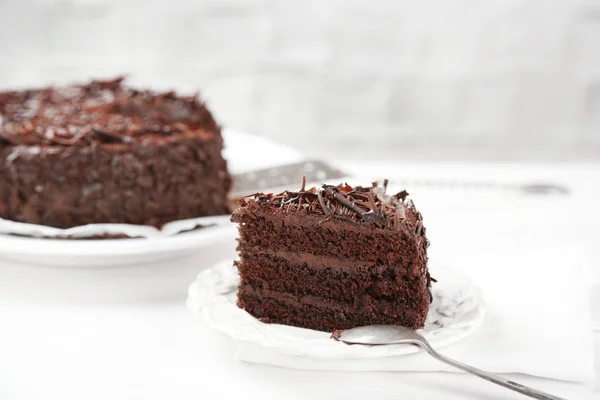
242,207,257,220
415,222,423,236
316,189,332,216
362,210,387,228
367,194,378,212
237,180,426,232
323,186,364,216
0,77,220,147
397,190,409,201
296,195,304,211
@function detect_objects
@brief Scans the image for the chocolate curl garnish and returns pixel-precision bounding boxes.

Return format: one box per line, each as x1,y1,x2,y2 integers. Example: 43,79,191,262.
296,199,304,212
297,179,305,211
323,186,364,217
323,185,387,227
0,131,24,145
394,206,406,231
415,222,423,236
383,179,389,193
367,194,378,212
239,181,415,231
362,194,387,227
241,207,257,220
362,210,387,227
316,189,332,216
396,190,409,201
191,90,201,105
88,76,126,92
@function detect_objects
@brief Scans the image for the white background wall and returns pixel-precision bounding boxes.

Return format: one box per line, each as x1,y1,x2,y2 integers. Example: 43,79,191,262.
0,0,599,161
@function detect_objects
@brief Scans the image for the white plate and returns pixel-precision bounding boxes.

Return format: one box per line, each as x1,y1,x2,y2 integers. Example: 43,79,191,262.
223,128,304,174
0,129,303,266
0,221,237,267
187,260,487,359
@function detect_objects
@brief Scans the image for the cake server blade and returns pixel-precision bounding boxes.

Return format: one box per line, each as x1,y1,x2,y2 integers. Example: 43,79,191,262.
230,160,570,199
230,160,347,198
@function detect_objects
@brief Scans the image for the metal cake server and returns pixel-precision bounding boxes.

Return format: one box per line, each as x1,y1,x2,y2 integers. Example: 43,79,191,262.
335,325,567,400
230,160,346,198
230,160,570,199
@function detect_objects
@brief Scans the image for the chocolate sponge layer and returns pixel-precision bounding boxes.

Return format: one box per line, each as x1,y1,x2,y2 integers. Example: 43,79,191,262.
0,137,230,228
238,284,427,332
236,250,429,306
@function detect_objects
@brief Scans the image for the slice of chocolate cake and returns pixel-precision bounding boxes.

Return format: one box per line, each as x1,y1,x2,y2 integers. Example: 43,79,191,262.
0,77,231,229
231,180,431,332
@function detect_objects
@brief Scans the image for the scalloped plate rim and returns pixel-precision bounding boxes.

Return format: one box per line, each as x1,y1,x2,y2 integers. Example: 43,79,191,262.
187,260,488,359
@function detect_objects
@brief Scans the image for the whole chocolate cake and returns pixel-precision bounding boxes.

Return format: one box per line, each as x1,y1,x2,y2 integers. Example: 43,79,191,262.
232,180,432,332
0,77,231,228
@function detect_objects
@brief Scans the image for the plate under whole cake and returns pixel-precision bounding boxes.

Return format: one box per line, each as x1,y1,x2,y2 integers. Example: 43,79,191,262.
187,260,487,360
0,220,236,267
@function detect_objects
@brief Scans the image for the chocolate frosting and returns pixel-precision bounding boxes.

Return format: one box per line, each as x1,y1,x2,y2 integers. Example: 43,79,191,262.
0,77,219,147
235,180,427,235
238,283,426,314
0,77,231,229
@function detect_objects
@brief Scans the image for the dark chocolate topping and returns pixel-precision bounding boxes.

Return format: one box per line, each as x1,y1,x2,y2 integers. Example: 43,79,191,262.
0,77,219,147
236,180,426,233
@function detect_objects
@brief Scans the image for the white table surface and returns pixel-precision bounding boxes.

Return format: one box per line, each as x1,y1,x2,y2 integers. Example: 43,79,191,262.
0,161,599,400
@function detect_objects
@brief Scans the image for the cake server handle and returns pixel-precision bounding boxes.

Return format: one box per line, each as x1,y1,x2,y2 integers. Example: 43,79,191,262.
419,342,566,400
230,160,570,198
336,326,567,400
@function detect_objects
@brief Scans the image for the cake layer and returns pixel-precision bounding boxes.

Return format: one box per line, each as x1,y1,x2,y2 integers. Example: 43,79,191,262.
238,284,427,331
237,249,430,305
236,212,427,266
